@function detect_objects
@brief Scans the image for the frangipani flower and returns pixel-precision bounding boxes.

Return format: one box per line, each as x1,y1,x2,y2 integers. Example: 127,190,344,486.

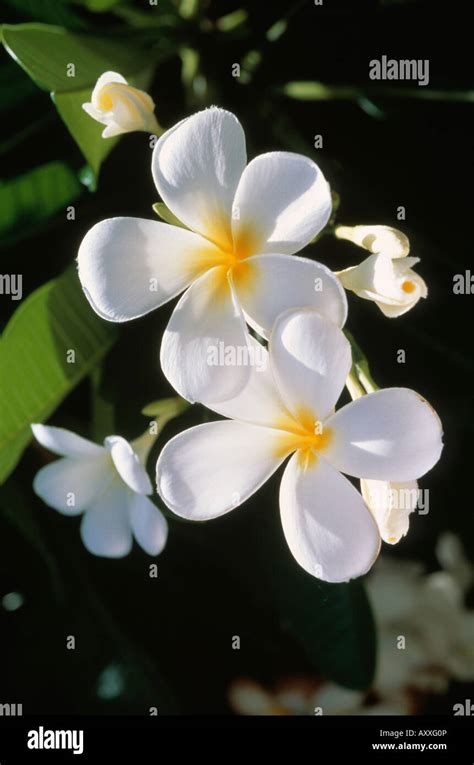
361,478,419,544
78,107,347,403
82,71,159,138
335,224,427,317
32,423,167,558
156,310,443,583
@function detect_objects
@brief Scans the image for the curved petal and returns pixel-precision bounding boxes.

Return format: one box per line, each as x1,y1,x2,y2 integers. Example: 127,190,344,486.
233,254,347,339
129,494,168,556
325,388,443,481
31,423,104,458
335,225,410,259
105,435,152,495
270,309,352,422
156,420,287,520
152,107,246,250
91,71,127,108
231,152,331,256
80,481,133,558
78,217,217,322
33,456,110,515
160,266,251,403
280,454,381,583
361,478,418,544
203,337,291,428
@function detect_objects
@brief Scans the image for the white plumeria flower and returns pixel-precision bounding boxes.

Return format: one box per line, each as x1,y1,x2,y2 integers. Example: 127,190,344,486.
335,224,427,317
77,107,347,404
82,71,159,138
31,423,167,558
360,479,419,544
156,309,443,583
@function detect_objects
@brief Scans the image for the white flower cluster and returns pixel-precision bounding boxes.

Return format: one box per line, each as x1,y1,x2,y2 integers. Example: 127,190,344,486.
32,95,443,581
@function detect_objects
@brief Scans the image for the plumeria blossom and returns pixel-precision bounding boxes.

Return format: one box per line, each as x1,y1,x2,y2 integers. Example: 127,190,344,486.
82,71,159,138
156,309,443,583
335,224,427,317
32,423,167,558
77,107,347,404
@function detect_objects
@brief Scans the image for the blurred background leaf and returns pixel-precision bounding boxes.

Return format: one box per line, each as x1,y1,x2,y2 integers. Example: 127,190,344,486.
0,160,82,245
0,266,117,484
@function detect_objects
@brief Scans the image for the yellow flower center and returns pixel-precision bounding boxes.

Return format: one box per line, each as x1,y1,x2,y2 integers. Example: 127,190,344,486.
190,221,262,299
273,407,332,469
402,279,416,294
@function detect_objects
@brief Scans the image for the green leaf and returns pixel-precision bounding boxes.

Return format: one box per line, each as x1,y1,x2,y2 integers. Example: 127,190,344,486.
152,202,188,229
267,524,376,690
79,0,125,11
3,0,88,30
1,23,150,92
0,266,118,484
0,161,82,243
52,89,118,178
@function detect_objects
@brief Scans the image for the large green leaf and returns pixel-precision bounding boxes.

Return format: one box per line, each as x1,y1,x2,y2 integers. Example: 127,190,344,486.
267,523,376,690
0,266,118,484
0,160,82,243
1,23,149,92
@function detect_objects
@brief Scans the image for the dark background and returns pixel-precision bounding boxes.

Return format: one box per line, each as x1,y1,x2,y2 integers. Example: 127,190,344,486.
0,0,473,714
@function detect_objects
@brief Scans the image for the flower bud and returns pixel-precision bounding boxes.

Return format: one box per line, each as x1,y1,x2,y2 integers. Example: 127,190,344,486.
82,71,158,138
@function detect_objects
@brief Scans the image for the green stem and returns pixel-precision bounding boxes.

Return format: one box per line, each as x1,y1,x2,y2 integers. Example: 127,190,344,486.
344,330,380,397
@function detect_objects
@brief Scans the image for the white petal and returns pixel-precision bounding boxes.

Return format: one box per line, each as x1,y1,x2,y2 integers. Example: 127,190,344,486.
91,71,127,108
31,423,104,457
232,152,331,256
78,217,217,322
361,479,418,544
129,494,168,556
338,253,401,301
233,254,347,339
280,454,381,583
80,481,133,558
156,420,286,520
105,435,152,494
270,309,352,422
82,102,108,126
33,456,110,515
204,337,290,428
325,388,443,481
152,107,246,250
160,266,251,403
335,225,410,259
